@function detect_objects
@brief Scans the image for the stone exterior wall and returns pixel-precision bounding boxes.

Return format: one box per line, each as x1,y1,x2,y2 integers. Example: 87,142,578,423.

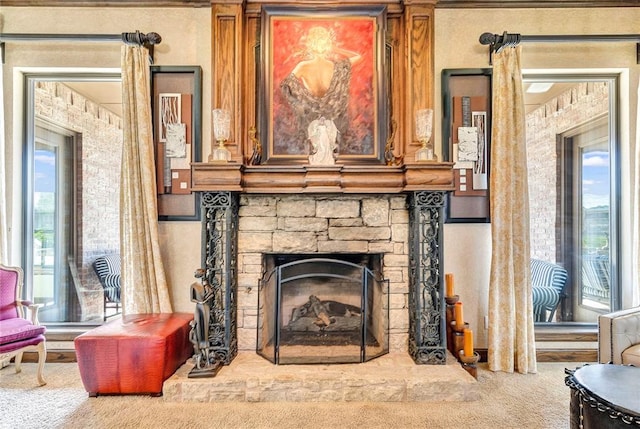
526,82,609,261
236,194,410,353
35,82,122,320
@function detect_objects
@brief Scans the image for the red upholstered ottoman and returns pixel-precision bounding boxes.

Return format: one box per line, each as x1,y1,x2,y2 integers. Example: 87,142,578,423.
74,313,193,396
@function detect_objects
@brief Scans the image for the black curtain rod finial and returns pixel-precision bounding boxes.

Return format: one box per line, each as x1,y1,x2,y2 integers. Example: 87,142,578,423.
145,32,162,45
479,32,497,45
121,31,162,47
481,31,522,53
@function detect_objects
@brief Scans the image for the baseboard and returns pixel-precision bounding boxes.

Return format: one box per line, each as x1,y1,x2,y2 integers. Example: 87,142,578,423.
536,349,597,362
19,350,77,363
535,326,598,343
474,348,597,363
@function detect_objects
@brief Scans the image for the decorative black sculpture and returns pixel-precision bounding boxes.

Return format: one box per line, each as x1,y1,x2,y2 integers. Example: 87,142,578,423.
188,268,221,378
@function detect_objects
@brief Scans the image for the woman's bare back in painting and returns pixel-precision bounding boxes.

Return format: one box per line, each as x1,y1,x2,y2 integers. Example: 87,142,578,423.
288,26,362,98
280,26,363,163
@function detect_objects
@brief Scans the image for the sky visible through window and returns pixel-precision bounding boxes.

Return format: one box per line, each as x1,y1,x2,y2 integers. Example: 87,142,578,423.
582,150,609,209
34,150,56,193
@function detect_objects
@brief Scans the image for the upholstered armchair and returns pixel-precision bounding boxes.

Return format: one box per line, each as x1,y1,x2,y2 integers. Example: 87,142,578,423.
531,259,569,322
598,307,640,366
0,264,47,385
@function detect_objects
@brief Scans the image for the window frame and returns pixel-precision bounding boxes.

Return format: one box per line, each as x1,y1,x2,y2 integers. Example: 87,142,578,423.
523,71,621,324
22,70,122,327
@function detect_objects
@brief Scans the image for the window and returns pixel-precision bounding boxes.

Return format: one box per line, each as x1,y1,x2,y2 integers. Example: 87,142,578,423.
23,73,122,324
524,74,619,323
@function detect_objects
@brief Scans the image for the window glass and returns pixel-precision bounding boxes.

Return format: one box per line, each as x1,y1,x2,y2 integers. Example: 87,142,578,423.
524,75,618,323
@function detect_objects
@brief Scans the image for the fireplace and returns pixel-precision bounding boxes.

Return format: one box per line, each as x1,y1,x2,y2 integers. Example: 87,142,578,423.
257,253,388,364
195,191,448,371
184,0,455,380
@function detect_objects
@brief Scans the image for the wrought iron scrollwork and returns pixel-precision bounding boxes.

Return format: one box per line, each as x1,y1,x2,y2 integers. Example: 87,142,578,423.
408,191,447,364
190,191,239,376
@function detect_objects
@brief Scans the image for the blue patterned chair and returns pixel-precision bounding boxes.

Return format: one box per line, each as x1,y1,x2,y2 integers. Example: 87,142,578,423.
531,258,569,322
92,254,121,321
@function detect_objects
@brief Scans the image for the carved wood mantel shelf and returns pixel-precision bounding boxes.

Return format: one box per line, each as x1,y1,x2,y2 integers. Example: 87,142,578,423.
191,162,455,194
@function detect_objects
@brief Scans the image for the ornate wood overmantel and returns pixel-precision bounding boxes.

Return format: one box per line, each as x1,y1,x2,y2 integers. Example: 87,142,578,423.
196,0,451,194
205,1,436,166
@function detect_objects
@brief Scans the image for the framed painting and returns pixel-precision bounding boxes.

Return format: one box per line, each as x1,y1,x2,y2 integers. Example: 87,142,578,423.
151,65,202,221
441,68,492,223
259,6,388,164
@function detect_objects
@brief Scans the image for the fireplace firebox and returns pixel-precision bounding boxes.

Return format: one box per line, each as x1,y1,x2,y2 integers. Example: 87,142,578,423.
257,254,389,364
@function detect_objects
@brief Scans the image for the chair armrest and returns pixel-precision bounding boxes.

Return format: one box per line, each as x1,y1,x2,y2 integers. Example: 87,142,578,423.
18,300,43,325
598,307,640,364
532,286,560,308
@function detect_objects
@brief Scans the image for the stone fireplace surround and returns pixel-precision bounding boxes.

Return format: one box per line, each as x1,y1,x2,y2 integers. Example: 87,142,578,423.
161,189,484,403
197,190,448,369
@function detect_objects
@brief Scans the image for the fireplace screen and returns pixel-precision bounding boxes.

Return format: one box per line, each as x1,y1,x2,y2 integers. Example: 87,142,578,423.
257,254,389,364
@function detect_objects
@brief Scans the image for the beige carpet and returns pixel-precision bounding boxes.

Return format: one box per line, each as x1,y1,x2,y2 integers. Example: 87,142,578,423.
0,361,582,429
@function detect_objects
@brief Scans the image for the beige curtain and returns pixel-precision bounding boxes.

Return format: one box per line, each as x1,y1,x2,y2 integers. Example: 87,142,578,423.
633,76,640,307
0,62,7,264
120,45,172,314
487,45,536,374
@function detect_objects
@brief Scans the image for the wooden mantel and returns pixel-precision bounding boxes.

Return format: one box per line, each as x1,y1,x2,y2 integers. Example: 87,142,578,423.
191,162,454,193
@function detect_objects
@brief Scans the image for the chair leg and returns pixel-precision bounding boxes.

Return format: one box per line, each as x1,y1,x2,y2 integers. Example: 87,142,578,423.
36,341,46,386
14,351,24,373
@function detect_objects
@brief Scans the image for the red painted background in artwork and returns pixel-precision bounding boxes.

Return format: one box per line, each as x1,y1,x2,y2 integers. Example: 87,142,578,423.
270,17,376,157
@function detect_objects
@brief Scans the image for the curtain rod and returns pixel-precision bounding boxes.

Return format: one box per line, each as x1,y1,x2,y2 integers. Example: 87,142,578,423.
479,31,640,64
0,31,162,64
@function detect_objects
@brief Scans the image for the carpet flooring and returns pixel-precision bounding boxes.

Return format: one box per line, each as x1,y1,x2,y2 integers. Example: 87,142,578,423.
0,361,584,429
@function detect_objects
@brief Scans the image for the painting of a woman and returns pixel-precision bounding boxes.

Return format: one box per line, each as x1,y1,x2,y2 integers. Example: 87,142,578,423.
270,17,376,160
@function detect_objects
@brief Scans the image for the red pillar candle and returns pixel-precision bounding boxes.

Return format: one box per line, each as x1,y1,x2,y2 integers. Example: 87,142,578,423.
445,273,454,297
463,328,474,357
454,301,463,327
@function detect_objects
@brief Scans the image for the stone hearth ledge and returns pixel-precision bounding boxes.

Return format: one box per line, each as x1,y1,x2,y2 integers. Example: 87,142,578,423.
162,352,479,402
